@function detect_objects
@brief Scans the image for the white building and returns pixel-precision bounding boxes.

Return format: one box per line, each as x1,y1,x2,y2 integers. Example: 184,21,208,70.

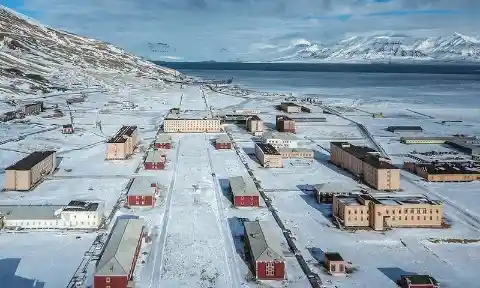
0,200,104,230
262,131,298,149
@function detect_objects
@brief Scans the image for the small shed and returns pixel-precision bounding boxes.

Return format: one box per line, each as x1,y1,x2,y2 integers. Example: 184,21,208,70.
62,124,74,134
215,135,232,150
323,252,346,276
229,176,259,207
397,275,439,288
144,150,166,170
154,134,171,149
128,177,158,207
244,221,286,280
313,182,354,203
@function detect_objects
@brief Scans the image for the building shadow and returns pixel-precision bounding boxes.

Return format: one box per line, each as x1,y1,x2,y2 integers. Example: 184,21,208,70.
378,267,417,284
299,191,333,220
55,156,63,168
263,122,276,131
218,178,233,204
0,258,45,288
227,217,250,269
307,247,325,264
313,150,361,180
242,147,255,155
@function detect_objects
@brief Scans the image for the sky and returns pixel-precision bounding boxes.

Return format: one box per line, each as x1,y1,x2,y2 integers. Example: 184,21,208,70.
2,0,480,61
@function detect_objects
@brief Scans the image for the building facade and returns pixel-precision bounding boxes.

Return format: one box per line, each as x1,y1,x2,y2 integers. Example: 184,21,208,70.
23,102,43,116
330,142,400,190
0,200,104,230
229,176,260,207
332,194,443,231
397,275,439,288
94,218,144,288
144,150,166,170
408,162,480,182
4,151,56,191
278,148,314,159
313,183,355,203
244,221,286,280
280,102,301,113
262,132,298,149
163,110,221,132
246,115,264,133
255,143,283,168
154,134,171,149
276,115,296,133
323,252,346,276
128,177,159,207
62,124,74,134
106,126,138,160
215,135,232,150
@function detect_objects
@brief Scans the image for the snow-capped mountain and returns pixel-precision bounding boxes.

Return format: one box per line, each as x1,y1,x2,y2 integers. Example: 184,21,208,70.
0,6,178,98
262,33,480,63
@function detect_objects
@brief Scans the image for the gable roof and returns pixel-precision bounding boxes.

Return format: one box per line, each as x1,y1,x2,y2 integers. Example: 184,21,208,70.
129,176,157,196
244,221,285,263
95,218,144,276
229,176,258,197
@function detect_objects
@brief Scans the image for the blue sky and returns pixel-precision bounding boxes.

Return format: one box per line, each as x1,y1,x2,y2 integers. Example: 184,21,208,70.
2,0,479,61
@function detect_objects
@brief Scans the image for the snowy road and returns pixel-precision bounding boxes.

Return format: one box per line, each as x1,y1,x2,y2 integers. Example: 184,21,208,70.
156,134,236,288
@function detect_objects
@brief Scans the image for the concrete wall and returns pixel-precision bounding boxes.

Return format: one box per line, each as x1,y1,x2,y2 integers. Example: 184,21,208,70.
106,142,127,160
255,145,283,168
4,152,55,191
164,119,221,132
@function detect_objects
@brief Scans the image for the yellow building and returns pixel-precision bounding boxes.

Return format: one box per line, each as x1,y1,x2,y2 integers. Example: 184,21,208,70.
4,151,56,191
255,143,283,168
246,115,263,133
333,194,443,231
106,126,137,160
163,110,221,133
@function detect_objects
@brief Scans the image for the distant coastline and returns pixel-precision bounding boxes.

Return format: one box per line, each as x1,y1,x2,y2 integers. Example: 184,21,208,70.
154,61,480,75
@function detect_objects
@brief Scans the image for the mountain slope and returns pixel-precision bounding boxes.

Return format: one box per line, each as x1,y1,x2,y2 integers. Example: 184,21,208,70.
263,33,480,63
0,6,179,98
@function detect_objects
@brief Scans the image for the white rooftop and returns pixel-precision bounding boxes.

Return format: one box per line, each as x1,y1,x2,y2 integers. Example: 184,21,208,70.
166,110,218,120
313,182,355,194
129,176,157,196
229,176,258,196
244,221,285,262
95,218,144,276
262,131,298,141
155,134,171,143
278,148,313,153
0,205,64,220
216,134,231,144
145,150,166,162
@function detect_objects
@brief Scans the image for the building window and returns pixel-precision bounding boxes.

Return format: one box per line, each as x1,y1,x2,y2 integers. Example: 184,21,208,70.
331,264,336,272
430,216,433,220
106,277,110,283
266,262,275,276
404,209,408,214
339,264,344,272
417,216,420,220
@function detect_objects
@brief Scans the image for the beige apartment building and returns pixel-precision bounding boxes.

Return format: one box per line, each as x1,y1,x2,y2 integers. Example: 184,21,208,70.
4,151,56,191
163,110,221,132
332,194,443,231
405,161,480,182
280,102,301,113
106,126,138,160
278,148,314,159
246,115,263,134
255,143,283,168
330,142,400,191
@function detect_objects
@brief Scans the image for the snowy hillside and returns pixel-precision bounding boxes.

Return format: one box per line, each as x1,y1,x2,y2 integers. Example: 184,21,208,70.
0,6,179,98
262,33,480,63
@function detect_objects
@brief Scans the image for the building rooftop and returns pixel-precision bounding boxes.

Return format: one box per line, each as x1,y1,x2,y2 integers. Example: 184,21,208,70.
313,182,355,194
155,134,171,143
331,142,397,170
263,131,298,141
0,205,64,220
24,102,42,108
95,218,144,276
129,176,157,196
107,126,137,143
281,102,300,107
446,139,480,155
165,110,218,120
5,151,56,171
216,134,231,144
63,124,73,129
336,194,441,206
63,200,100,212
324,252,344,262
229,176,258,197
276,115,294,121
401,275,438,286
256,143,281,155
387,126,423,132
416,162,480,175
145,150,166,163
247,115,262,121
278,148,313,153
244,221,285,262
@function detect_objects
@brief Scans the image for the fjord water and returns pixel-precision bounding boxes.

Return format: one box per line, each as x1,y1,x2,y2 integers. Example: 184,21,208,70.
159,62,480,108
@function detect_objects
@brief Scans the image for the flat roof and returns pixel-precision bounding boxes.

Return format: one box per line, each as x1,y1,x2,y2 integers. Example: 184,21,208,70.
400,136,453,141
63,124,73,128
0,205,64,220
313,182,354,194
25,102,41,108
95,218,144,276
155,134,171,143
402,275,438,285
244,221,285,262
63,200,100,212
281,102,300,107
387,126,423,131
107,126,137,143
256,143,281,155
229,176,258,196
336,194,441,206
165,110,219,120
263,131,298,141
446,139,480,154
216,134,231,144
416,162,480,175
276,115,294,121
325,252,344,262
5,151,56,171
247,115,262,121
331,142,397,170
145,150,166,163
278,148,313,153
129,176,157,196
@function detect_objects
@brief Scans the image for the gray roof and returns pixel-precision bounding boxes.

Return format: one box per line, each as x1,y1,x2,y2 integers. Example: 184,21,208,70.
263,131,297,141
63,200,99,212
129,176,157,196
313,182,354,194
145,150,166,163
155,134,171,143
96,218,144,276
0,205,64,220
244,221,285,262
278,148,313,153
229,176,258,197
216,134,231,144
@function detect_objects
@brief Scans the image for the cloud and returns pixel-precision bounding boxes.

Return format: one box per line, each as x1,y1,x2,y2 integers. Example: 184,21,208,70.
12,0,480,61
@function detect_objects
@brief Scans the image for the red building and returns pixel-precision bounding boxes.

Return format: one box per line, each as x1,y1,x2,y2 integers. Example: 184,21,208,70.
229,176,259,207
127,177,159,207
244,221,286,280
94,218,144,288
144,150,166,170
154,134,171,149
62,124,74,134
215,135,232,150
397,275,439,288
276,115,295,133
